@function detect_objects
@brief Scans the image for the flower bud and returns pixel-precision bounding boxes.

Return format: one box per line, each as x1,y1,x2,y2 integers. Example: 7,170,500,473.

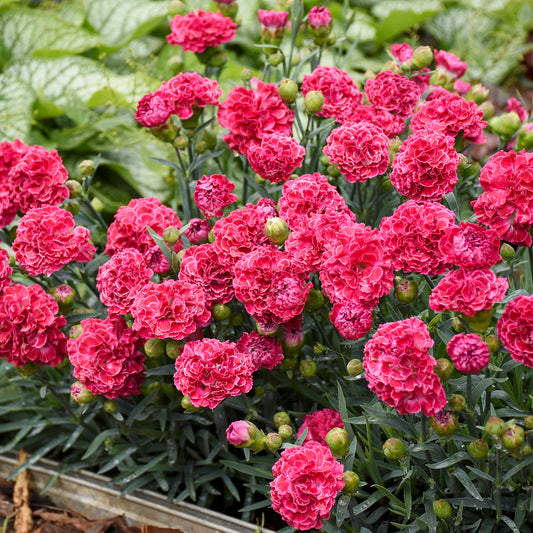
499,242,515,261
241,68,253,83
71,381,96,404
457,153,469,173
313,343,324,355
411,45,433,70
461,309,493,333
194,141,208,154
435,358,454,382
466,83,489,105
299,359,317,377
78,159,96,178
213,303,231,321
304,287,325,312
514,444,532,460
429,410,458,438
48,285,75,313
278,424,293,440
103,399,118,414
265,432,283,452
364,70,376,81
144,338,165,358
320,154,331,166
274,411,291,427
433,500,452,520
229,312,243,327
383,438,407,460
347,359,363,376
479,100,495,120
268,52,284,67
467,439,489,459
304,90,324,114
449,394,466,412
485,416,506,436
490,112,522,137
65,179,82,198
325,427,350,458
393,278,418,304
166,339,184,359
452,317,465,333
485,334,500,354
278,78,298,104
181,394,203,411
91,197,105,213
265,217,290,245
174,135,188,150
255,173,267,185
382,60,402,74
501,423,525,451
343,471,360,493
281,327,304,355
62,200,80,215
516,124,533,150
524,415,533,429
226,420,265,452
327,163,340,177
69,324,83,339
254,386,265,398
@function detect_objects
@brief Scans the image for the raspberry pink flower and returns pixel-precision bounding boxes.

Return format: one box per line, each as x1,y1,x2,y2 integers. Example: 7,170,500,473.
131,280,210,340
178,243,235,307
0,283,67,367
308,6,332,29
365,71,421,118
96,248,153,316
330,302,373,340
390,131,459,202
236,331,283,371
173,338,253,408
247,134,305,184
296,408,344,444
439,222,501,268
135,88,174,128
13,206,95,277
257,9,289,33
447,334,490,374
218,81,294,155
183,218,211,245
498,295,533,368
343,104,405,136
0,249,12,288
380,201,456,275
323,121,390,183
434,50,468,78
429,268,508,316
301,66,363,124
506,97,528,122
166,9,237,53
194,174,238,218
270,441,345,531
67,315,145,399
391,43,413,63
363,317,447,416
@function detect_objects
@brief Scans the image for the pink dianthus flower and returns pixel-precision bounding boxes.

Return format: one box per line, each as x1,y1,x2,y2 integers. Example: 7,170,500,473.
13,206,95,277
173,338,253,408
447,333,490,374
308,6,332,29
67,315,145,399
330,301,373,340
506,97,528,122
343,104,405,136
391,43,413,63
434,50,467,78
270,441,344,531
236,331,283,371
194,174,238,218
183,218,211,245
296,408,344,444
0,249,12,288
135,88,174,128
363,317,447,416
166,9,237,53
258,9,288,31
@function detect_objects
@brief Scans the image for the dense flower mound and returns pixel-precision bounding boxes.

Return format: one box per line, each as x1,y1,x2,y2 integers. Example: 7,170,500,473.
300,66,364,123
173,338,253,408
296,408,344,444
105,197,182,273
323,121,390,183
365,70,421,118
497,295,533,368
472,150,533,246
278,173,355,231
380,201,456,275
236,331,283,371
131,280,210,340
429,268,508,316
344,104,405,136
410,87,487,144
96,248,154,316
439,222,501,268
0,283,67,367
320,223,394,308
0,249,12,288
330,301,373,340
390,131,459,201
270,441,345,531
213,198,278,268
233,245,312,325
247,133,305,183
166,9,237,53
67,315,145,399
447,333,490,374
178,243,235,307
218,81,294,155
13,206,95,277
193,174,238,218
363,317,447,416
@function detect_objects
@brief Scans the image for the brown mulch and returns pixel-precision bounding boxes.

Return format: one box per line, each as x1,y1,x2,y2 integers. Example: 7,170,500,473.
0,450,183,533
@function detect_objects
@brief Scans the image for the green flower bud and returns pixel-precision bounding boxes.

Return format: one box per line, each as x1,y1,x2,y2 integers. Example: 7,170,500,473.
274,411,291,427
452,317,466,333
449,394,466,412
501,423,525,451
382,60,402,74
304,90,324,114
433,500,452,519
48,285,75,314
69,324,83,339
411,45,433,70
144,338,165,358
229,312,243,326
278,79,298,104
500,242,515,260
278,424,293,440
265,217,290,245
299,359,317,377
62,200,80,215
393,278,418,304
265,432,283,452
479,101,495,120
383,438,407,460
241,68,253,83
103,399,118,414
435,358,454,382
461,309,493,333
174,135,188,150
485,416,506,436
65,179,82,198
313,343,324,355
166,339,183,359
524,415,533,429
268,52,284,67
320,154,331,166
78,159,96,178
347,359,363,377
163,225,181,245
71,381,97,404
255,386,265,398
213,303,231,321
91,197,105,213
255,173,267,185
327,163,341,178
514,444,532,460
343,471,360,493
490,112,522,137
485,334,500,354
181,394,202,411
429,410,458,438
363,70,376,81
195,141,208,154
457,154,469,173
304,288,325,312
467,439,489,459
466,83,489,105
325,427,350,458
516,124,533,151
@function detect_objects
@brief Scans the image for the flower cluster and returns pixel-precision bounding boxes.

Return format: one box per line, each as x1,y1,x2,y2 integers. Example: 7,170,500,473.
193,174,238,218
236,331,283,371
296,408,344,444
447,334,490,374
498,295,533,368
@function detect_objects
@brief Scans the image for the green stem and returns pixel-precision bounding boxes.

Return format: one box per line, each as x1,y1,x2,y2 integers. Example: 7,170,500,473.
466,374,476,436
495,446,502,520
83,197,108,230
529,245,533,286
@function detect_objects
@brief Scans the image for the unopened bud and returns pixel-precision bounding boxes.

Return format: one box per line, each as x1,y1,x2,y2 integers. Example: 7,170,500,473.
433,500,452,519
449,394,466,412
69,324,83,339
490,112,522,137
48,285,75,313
268,52,284,66
325,427,350,457
265,432,283,452
241,67,253,83
255,386,265,397
347,359,363,376
144,338,165,358
327,163,340,177
229,312,243,326
195,141,208,154
265,217,290,245
517,124,533,150
364,70,376,81
485,334,500,354
411,46,433,70
71,381,96,404
274,412,291,427
278,424,293,440
479,100,495,120
174,135,188,150
163,226,181,245
429,410,458,438
513,444,532,460
181,394,202,411
213,303,231,321
435,358,454,382
304,288,325,312
501,423,525,451
79,159,95,178
226,420,265,452
393,278,418,304
466,83,489,105
278,78,298,104
343,471,360,493
500,242,515,260
103,399,118,414
65,180,82,197
461,309,493,333
467,439,489,459
166,339,183,359
457,153,469,173
281,327,304,354
383,438,407,460
299,359,317,377
485,416,506,436
524,415,533,429
304,90,324,114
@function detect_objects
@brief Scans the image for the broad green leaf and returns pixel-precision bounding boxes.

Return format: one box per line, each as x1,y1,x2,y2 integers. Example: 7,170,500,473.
0,74,34,141
502,454,533,483
0,8,101,65
452,468,483,501
56,0,87,27
83,0,169,49
345,10,376,43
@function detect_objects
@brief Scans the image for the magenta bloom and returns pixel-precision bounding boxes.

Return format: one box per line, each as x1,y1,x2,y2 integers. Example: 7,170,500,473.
434,50,467,78
0,249,12,288
308,6,332,29
270,441,344,531
174,338,253,408
135,89,174,128
498,295,533,368
236,331,283,371
183,218,211,244
363,317,447,416
13,206,95,277
257,9,288,30
390,43,413,62
194,174,238,218
447,334,490,374
330,302,373,340
296,408,343,445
